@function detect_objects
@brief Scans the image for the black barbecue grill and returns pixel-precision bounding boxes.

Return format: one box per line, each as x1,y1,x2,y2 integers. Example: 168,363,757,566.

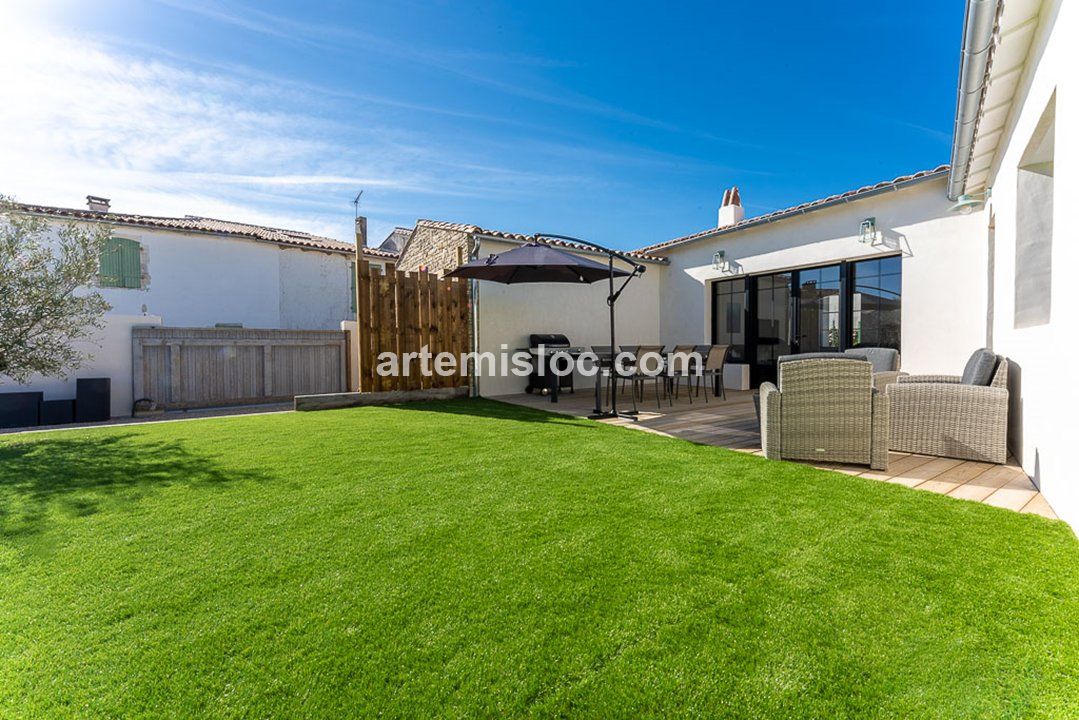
523,333,584,400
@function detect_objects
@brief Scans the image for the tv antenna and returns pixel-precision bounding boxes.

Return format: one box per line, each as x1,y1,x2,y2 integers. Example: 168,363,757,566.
352,190,364,218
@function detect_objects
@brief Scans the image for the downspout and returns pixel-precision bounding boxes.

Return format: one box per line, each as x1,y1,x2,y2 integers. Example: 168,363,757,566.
948,0,1001,200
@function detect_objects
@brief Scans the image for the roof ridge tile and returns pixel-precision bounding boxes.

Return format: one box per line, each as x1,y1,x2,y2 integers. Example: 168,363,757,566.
9,201,398,258
636,165,949,253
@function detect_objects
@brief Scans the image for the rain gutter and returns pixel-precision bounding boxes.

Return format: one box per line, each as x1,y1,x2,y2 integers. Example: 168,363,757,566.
948,0,1002,200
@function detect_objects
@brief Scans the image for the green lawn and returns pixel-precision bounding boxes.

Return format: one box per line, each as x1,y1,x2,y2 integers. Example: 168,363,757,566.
0,399,1076,718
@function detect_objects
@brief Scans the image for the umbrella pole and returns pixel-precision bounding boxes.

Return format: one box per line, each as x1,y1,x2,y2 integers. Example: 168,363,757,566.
527,232,645,422
608,254,617,416
590,252,638,421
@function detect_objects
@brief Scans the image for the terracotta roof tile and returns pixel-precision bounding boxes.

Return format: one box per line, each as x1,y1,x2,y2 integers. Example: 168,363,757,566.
10,202,398,258
637,165,950,254
415,219,667,263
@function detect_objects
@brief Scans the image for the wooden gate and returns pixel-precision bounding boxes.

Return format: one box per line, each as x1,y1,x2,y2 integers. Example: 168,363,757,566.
354,260,471,392
132,327,348,409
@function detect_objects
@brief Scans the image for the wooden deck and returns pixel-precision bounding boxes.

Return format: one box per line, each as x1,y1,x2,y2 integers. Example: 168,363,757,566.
494,387,1057,520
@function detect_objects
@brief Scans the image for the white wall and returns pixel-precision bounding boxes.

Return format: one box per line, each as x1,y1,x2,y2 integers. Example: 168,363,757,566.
474,238,663,397
658,177,988,376
7,220,359,419
99,226,283,328
279,247,354,330
8,313,163,417
97,225,355,331
980,0,1077,526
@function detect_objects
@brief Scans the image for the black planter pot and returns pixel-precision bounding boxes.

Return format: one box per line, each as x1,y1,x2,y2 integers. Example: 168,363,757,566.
0,392,43,429
41,399,76,426
75,378,111,422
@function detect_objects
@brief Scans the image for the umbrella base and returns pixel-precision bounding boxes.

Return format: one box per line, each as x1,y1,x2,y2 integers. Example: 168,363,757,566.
588,410,639,421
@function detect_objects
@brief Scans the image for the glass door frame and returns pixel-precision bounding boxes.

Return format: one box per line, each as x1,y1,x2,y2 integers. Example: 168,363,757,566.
746,270,795,387
711,255,900,387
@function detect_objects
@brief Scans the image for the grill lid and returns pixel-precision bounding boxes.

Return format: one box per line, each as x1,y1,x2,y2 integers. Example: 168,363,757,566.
529,333,570,348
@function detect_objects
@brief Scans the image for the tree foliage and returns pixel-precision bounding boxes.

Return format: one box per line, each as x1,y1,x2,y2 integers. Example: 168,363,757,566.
0,198,112,384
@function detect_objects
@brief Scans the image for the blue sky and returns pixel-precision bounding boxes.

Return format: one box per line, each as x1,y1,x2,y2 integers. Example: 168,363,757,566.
1,1,963,250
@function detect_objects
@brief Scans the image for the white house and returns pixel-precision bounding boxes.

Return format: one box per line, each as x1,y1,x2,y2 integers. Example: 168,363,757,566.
6,197,396,415
638,0,1074,527
4,0,1072,525
949,0,1076,527
415,0,1076,526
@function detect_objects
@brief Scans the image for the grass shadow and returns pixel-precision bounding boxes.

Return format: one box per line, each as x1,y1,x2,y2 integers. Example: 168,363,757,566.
0,434,269,542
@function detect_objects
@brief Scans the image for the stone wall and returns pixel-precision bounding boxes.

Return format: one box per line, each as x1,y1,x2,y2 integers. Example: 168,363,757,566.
397,225,473,275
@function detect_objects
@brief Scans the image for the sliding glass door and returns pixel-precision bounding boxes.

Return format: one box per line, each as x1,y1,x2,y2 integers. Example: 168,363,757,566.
796,264,842,353
753,272,792,385
711,256,902,387
711,278,747,363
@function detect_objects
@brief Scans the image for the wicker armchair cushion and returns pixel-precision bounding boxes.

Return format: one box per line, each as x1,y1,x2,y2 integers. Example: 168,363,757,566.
844,347,900,373
960,348,999,386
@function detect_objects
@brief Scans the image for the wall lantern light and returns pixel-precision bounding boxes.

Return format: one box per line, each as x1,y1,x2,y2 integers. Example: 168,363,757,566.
948,188,991,214
859,217,877,245
713,249,729,271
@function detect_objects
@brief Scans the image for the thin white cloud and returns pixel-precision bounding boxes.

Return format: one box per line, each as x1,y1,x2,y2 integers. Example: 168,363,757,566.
0,15,593,244
154,0,710,136
0,5,764,251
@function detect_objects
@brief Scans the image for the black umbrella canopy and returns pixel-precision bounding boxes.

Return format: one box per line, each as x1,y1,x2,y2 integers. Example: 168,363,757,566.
445,242,629,284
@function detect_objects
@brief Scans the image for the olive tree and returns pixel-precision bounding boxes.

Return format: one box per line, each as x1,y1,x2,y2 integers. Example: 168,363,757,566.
0,197,112,384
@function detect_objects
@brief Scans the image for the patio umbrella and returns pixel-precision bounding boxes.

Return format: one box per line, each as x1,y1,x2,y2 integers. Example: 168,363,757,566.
447,235,645,421
446,242,629,284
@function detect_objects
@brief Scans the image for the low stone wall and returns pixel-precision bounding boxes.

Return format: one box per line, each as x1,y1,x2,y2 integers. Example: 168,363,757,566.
294,386,469,411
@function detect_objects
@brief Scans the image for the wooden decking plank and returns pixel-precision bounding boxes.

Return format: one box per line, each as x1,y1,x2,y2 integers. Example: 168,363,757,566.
859,454,935,481
884,457,965,488
947,465,1018,502
1019,493,1058,519
492,392,1053,517
982,472,1040,511
915,461,994,494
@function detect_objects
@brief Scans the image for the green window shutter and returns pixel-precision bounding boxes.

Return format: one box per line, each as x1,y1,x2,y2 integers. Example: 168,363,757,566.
99,239,123,287
100,237,141,288
348,261,357,313
119,238,142,288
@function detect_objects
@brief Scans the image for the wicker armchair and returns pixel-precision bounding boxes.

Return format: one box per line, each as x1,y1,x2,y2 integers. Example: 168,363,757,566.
887,355,1009,464
844,348,904,392
760,358,889,470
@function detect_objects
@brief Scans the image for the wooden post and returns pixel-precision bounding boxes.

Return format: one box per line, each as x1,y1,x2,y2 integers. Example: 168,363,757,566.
131,333,145,403
355,259,370,392
263,344,274,396
418,273,433,389
367,265,382,392
398,270,415,391
168,342,183,404
338,334,348,393
382,263,398,392
371,264,385,392
437,278,452,388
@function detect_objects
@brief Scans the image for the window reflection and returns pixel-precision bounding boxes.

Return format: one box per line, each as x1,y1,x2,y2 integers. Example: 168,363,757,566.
852,257,902,350
712,278,746,362
798,264,842,352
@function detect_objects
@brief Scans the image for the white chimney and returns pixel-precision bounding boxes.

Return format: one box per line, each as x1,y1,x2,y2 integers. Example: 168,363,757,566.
86,195,111,213
717,186,744,227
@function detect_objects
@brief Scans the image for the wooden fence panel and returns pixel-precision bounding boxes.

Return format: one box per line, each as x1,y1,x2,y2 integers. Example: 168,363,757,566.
132,327,347,409
398,270,416,391
354,263,471,392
